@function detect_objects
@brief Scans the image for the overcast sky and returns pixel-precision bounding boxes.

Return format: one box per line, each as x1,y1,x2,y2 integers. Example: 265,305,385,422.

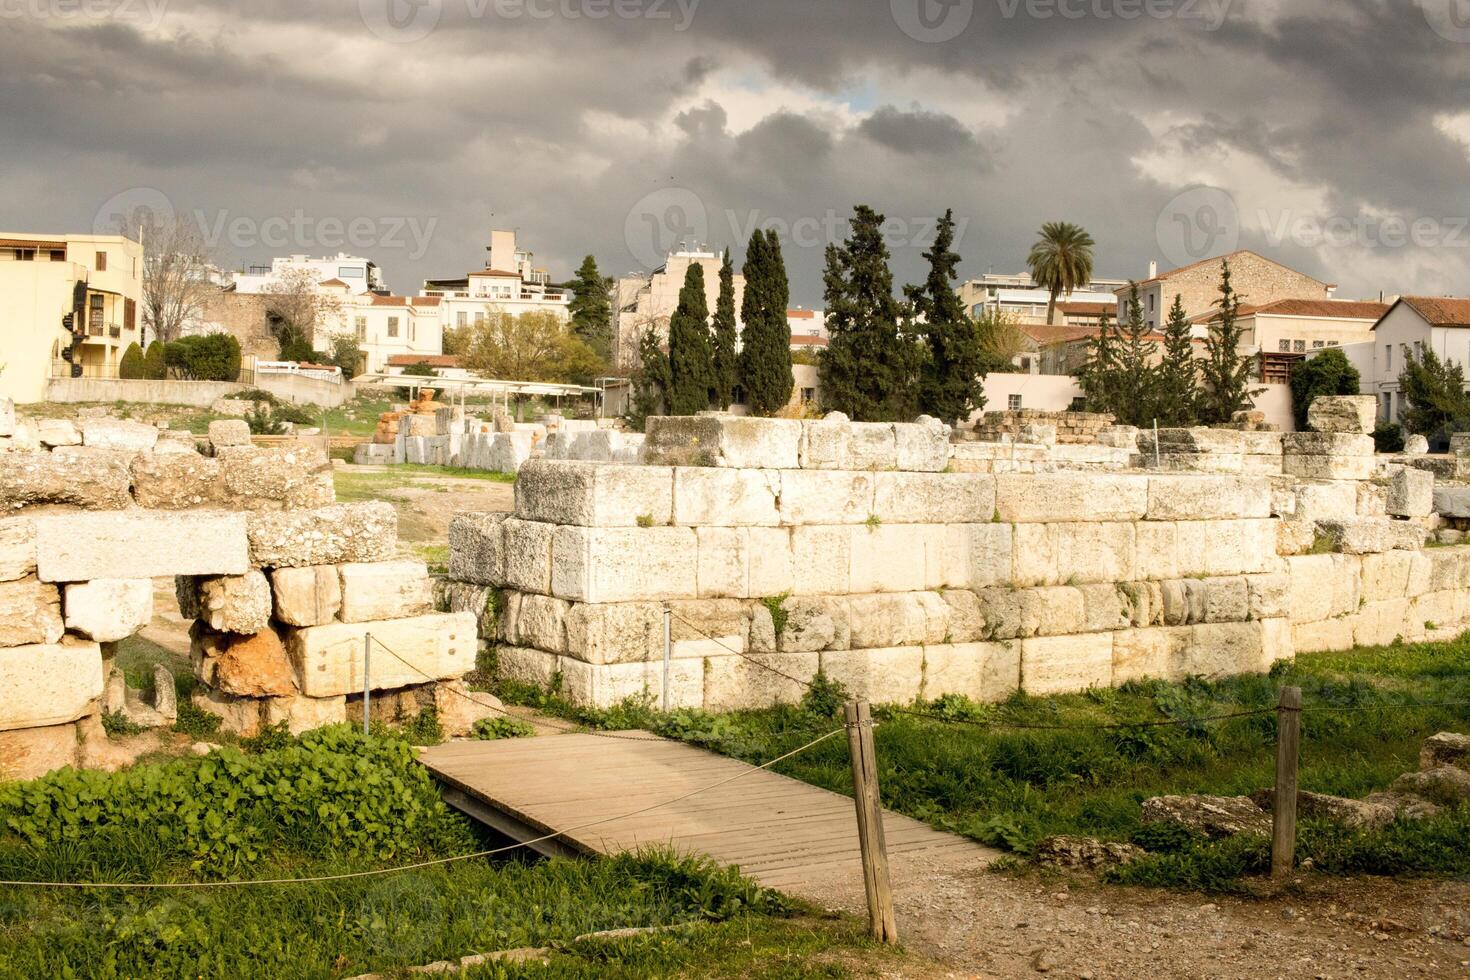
4,0,1470,305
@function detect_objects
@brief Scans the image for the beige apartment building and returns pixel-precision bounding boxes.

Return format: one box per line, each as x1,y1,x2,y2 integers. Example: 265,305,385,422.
0,232,144,404
614,248,746,369
1120,250,1335,329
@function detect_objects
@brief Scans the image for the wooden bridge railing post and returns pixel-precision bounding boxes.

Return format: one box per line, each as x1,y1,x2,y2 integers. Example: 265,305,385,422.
1271,685,1302,879
844,700,898,945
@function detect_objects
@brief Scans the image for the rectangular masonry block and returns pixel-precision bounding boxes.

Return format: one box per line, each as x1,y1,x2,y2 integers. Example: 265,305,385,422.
746,526,795,596
564,601,664,665
923,524,971,591
1184,621,1268,676
674,467,780,526
559,655,704,709
1145,476,1272,521
285,612,477,698
1283,432,1374,456
503,519,556,595
846,422,899,471
1013,522,1135,587
778,470,877,525
495,645,561,688
34,511,249,582
1307,395,1376,434
894,418,951,472
514,593,570,654
1359,550,1415,602
550,525,698,603
703,652,818,711
0,639,103,732
967,523,1015,589
696,526,749,598
338,560,435,623
791,525,851,595
1174,519,1279,577
643,416,801,469
1292,617,1355,654
1282,454,1375,481
920,642,1021,703
271,566,343,628
0,576,63,647
448,512,508,587
246,503,396,569
1287,553,1360,623
0,518,35,583
514,460,674,527
1111,626,1192,684
820,647,924,705
1021,633,1113,696
1134,521,1179,580
872,472,996,524
994,473,1148,523
850,524,927,594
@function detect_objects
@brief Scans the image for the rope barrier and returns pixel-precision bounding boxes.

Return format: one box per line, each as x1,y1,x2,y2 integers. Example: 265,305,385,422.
889,704,1278,731
665,610,816,690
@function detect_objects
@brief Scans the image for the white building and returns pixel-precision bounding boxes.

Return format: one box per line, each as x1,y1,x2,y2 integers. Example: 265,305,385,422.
421,229,572,332
614,247,746,369
233,253,384,295
958,271,1127,325
1356,297,1470,425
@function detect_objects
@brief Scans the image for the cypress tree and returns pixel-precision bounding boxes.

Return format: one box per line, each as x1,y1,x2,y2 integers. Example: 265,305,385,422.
666,262,714,415
1155,294,1199,426
739,230,793,416
711,249,739,410
821,206,919,421
630,327,671,429
906,208,986,425
1077,310,1120,415
1197,259,1260,424
567,255,613,363
1112,281,1160,426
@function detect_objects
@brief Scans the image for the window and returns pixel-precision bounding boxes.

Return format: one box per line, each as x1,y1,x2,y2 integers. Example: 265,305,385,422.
1147,294,1155,312
49,249,65,262
1385,344,1392,370
1382,393,1392,420
95,251,107,272
800,387,816,403
338,267,365,279
124,298,136,332
1312,340,1325,349
10,248,36,261
1293,339,1306,352
1008,394,1022,411
1414,340,1424,359
410,322,416,342
354,316,367,341
387,316,400,338
1279,340,1291,352
457,312,468,328
474,312,486,326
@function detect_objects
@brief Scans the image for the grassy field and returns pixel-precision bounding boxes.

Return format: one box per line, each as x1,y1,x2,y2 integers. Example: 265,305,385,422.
332,465,515,504
490,635,1470,892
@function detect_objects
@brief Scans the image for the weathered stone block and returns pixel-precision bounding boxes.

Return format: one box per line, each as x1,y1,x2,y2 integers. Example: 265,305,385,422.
1350,598,1412,647
1019,586,1086,637
703,652,818,711
967,523,1014,589
495,645,559,687
81,418,157,452
0,639,103,731
208,419,252,450
798,415,851,470
262,693,347,735
0,576,63,647
922,641,1021,702
35,511,249,582
1021,633,1112,695
820,647,924,704
872,472,995,524
1112,626,1192,683
36,418,80,447
246,503,396,569
674,467,780,526
1145,476,1272,521
995,473,1148,523
791,525,851,595
694,526,748,599
271,566,343,627
193,625,298,697
216,445,335,510
337,560,433,623
1174,519,1279,577
1185,622,1267,675
1202,576,1249,623
285,612,477,697
559,655,703,709
1282,454,1375,481
1360,550,1415,601
1,452,132,511
502,519,555,594
1247,572,1290,620
643,416,801,469
191,688,266,737
779,470,876,525
0,518,35,582
1293,616,1355,653
448,512,508,586
847,593,928,649
515,593,570,653
514,460,675,527
550,525,698,603
1014,522,1135,587
130,453,226,509
1134,521,1179,580
922,524,970,591
1284,432,1376,457
1316,518,1425,555
846,422,899,470
1306,395,1376,435
192,571,272,634
1385,467,1433,518
1079,583,1129,632
850,524,927,594
1287,553,1360,622
746,526,795,596
0,722,79,781
62,578,150,643
894,417,952,472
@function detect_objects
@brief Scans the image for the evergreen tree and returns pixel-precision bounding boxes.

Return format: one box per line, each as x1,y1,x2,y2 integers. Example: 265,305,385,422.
711,249,739,409
1154,294,1198,427
739,230,793,416
906,208,987,425
1111,281,1160,426
666,262,714,415
118,342,146,380
143,340,168,381
1289,347,1361,430
629,327,671,430
567,255,613,363
1399,345,1470,443
1197,259,1260,424
821,206,920,421
1077,310,1120,415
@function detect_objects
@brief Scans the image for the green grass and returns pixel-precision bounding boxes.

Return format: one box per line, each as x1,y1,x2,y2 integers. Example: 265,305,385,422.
333,467,514,505
490,635,1470,891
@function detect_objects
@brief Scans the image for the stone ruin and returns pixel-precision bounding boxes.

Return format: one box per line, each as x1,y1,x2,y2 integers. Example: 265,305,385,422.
969,408,1118,446
1,405,490,781
442,398,1460,710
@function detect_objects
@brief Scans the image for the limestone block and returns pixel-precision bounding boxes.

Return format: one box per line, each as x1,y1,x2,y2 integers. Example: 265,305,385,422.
922,641,1021,702
0,723,79,782
1,451,132,511
674,467,780,526
746,526,795,596
1277,519,1318,556
62,578,150,643
36,419,80,447
191,689,266,738
749,604,776,653
0,639,103,731
1112,626,1192,683
894,417,951,472
695,526,748,599
550,525,698,603
437,580,494,638
1174,519,1279,577
1293,617,1355,653
1385,467,1433,518
778,470,876,525
1203,576,1249,623
798,415,852,470
820,647,924,705
1432,487,1470,520
515,593,570,653
1134,521,1179,580
922,524,969,591
872,472,995,524
1357,481,1388,517
1247,572,1290,620
35,511,249,582
667,598,748,657
1014,522,1135,587
81,418,158,452
1306,395,1376,434
0,574,62,647
995,473,1148,523
1360,550,1415,602
1410,589,1467,632
514,460,675,527
0,399,11,438
846,422,899,471
1407,551,1433,597
791,525,851,595
427,681,504,738
850,524,927,594
643,416,801,469
503,519,556,595
1183,579,1209,624
1315,518,1425,555
1080,583,1129,632
215,445,335,510
1405,434,1430,454
1427,547,1470,592
1140,427,1244,455
1282,454,1375,481
967,523,1014,589
1146,452,1244,474
246,503,396,569
271,566,342,627
129,454,225,509
208,419,252,450
0,519,33,585
448,512,508,587
1184,622,1267,676
193,625,298,697
703,652,818,711
778,596,849,652
495,645,560,687
1292,480,1359,522
1261,617,1294,666
1284,432,1375,457
1019,586,1086,637
192,571,272,634
285,612,477,697
1288,553,1360,623
262,693,347,735
1145,476,1272,521
1350,598,1412,648
847,593,929,649
558,655,703,709
337,560,434,623
938,590,984,642
1239,431,1284,456
974,588,1023,640
1021,633,1112,695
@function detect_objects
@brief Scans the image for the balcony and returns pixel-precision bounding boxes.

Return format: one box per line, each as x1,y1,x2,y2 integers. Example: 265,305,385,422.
83,322,125,343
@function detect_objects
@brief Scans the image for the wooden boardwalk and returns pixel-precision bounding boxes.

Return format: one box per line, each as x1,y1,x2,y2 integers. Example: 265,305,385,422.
418,733,995,900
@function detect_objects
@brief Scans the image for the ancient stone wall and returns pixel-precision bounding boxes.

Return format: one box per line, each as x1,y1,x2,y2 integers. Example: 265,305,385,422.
971,409,1116,446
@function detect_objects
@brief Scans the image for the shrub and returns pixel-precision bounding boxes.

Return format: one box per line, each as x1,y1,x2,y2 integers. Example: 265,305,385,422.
472,716,536,740
1373,420,1405,454
400,360,438,377
117,343,145,380
1289,347,1360,430
143,340,168,380
164,333,241,381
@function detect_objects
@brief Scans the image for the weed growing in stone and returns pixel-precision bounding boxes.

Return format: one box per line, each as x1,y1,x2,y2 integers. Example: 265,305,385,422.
473,716,536,740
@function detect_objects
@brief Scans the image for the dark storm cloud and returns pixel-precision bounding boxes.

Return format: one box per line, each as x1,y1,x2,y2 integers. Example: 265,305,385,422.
858,106,979,158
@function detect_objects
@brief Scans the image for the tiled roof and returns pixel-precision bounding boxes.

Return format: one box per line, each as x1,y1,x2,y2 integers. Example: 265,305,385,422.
318,278,350,288
388,354,461,367
1056,302,1116,316
467,268,522,278
1398,296,1470,327
369,295,441,307
1192,298,1389,324
790,334,829,347
787,309,818,319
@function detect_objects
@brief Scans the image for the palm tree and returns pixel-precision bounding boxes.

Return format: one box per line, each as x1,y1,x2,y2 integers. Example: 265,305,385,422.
1026,221,1096,325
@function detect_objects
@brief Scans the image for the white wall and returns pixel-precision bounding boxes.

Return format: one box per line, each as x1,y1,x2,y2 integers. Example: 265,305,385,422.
974,373,1083,419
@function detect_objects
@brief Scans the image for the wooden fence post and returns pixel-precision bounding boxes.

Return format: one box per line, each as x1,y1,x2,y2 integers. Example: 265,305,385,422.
1271,685,1302,879
844,700,898,945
